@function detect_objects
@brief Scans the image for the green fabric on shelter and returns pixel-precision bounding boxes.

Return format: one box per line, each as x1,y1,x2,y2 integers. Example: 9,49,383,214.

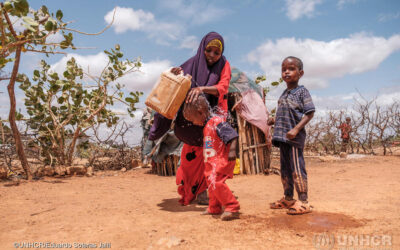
151,130,183,163
228,67,263,97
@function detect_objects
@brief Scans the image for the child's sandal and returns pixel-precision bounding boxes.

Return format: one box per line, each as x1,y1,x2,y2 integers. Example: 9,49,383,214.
201,210,221,216
221,211,240,221
270,197,296,209
286,200,313,215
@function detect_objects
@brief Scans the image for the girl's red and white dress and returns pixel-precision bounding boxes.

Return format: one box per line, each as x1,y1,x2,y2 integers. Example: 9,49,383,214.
203,116,240,214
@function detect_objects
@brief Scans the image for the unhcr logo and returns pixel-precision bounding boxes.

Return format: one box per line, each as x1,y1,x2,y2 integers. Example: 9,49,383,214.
313,233,335,250
313,233,392,250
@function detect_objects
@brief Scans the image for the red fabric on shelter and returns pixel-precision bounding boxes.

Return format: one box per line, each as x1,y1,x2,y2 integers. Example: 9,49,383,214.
235,90,272,146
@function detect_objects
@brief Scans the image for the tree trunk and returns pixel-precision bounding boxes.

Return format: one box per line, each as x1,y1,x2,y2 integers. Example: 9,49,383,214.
0,120,5,143
7,46,32,180
66,127,81,166
382,140,387,156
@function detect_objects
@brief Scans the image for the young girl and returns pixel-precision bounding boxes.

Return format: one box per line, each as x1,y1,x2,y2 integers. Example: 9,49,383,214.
183,95,240,221
148,32,231,205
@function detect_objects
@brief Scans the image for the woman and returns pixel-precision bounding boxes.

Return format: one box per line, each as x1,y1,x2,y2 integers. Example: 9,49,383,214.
148,32,231,205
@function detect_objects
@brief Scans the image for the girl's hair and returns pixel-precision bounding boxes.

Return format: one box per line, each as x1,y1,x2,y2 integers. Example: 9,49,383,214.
283,56,303,70
183,95,209,121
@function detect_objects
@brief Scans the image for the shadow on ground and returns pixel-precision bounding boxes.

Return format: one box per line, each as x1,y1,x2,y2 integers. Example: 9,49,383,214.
157,198,206,212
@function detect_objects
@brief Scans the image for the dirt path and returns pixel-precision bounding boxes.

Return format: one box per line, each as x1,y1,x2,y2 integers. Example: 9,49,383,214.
1,156,399,249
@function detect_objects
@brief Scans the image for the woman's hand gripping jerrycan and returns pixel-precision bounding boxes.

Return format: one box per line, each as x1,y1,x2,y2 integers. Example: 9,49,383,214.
145,69,192,119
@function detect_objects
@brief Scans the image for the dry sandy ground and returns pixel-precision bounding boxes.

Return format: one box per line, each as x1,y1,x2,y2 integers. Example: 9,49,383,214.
1,156,399,250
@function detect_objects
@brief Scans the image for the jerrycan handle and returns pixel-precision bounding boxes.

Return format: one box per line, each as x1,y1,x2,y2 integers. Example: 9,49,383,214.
177,70,192,80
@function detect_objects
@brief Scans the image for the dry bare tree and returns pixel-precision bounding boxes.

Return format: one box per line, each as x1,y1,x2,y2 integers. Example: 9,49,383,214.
87,120,139,171
305,94,399,155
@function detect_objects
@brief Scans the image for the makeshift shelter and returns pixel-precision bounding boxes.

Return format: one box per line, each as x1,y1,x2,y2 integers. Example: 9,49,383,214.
228,68,272,174
141,67,272,176
148,130,182,176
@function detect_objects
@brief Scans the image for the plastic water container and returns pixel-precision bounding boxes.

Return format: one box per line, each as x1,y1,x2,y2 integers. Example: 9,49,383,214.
145,70,192,119
233,158,240,175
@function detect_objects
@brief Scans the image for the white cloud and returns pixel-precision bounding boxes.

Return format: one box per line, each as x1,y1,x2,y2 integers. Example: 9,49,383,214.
0,91,26,120
104,7,154,33
247,33,400,90
364,85,400,107
378,12,400,22
179,36,199,51
375,92,400,106
50,52,172,92
9,15,25,33
104,6,183,45
264,86,400,121
0,94,10,118
51,52,109,78
285,0,322,20
46,32,64,43
311,92,358,110
312,89,400,119
265,87,343,117
19,53,42,72
103,4,226,48
159,0,230,25
121,60,172,92
86,109,144,146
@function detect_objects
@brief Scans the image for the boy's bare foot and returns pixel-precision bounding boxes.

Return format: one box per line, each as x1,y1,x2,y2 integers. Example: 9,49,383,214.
270,197,296,209
220,211,240,221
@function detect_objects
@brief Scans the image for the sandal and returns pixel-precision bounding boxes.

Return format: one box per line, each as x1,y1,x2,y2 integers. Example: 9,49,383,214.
287,200,313,215
201,209,221,216
270,197,296,209
221,211,240,221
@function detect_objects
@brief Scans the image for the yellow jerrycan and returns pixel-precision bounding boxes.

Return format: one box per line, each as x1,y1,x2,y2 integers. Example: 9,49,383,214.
145,69,192,119
233,158,240,175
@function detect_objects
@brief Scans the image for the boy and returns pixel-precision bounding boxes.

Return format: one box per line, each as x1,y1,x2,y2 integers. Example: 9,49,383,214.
338,117,352,153
268,56,315,215
183,95,240,221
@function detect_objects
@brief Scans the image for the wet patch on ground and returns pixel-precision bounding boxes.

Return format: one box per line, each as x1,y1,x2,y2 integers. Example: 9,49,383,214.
240,211,364,232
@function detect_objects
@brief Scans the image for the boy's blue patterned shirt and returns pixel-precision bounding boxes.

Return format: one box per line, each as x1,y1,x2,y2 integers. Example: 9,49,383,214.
272,85,315,148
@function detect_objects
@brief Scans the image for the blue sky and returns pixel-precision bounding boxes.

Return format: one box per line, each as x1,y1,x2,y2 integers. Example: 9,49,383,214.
1,0,400,144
